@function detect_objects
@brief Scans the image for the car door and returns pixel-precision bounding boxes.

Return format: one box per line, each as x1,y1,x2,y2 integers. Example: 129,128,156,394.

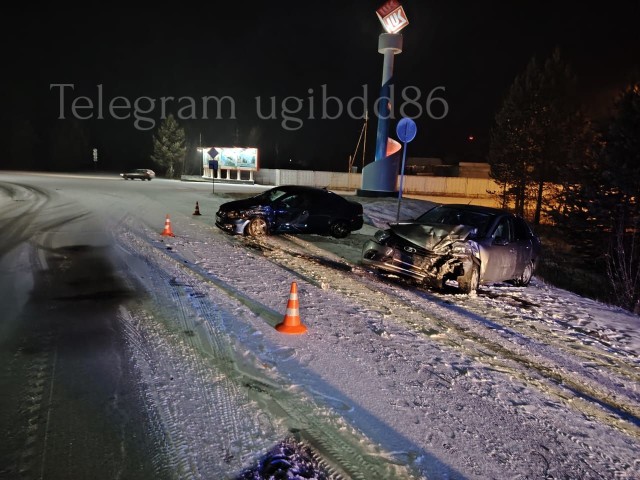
273,193,310,232
482,216,519,282
512,216,535,273
304,191,336,232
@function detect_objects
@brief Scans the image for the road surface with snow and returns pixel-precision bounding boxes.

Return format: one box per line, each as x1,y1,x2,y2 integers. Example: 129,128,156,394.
1,172,638,479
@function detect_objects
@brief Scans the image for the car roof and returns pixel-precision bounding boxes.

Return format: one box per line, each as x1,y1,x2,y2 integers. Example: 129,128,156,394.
270,185,333,194
436,203,512,216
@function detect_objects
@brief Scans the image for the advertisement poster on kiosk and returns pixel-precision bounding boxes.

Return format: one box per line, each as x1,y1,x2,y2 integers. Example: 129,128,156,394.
202,147,259,171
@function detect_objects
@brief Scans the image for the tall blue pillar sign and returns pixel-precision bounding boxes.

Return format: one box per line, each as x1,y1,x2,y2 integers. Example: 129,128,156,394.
358,1,408,197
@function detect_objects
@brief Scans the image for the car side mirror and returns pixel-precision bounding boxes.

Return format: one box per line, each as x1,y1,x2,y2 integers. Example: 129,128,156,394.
493,237,509,246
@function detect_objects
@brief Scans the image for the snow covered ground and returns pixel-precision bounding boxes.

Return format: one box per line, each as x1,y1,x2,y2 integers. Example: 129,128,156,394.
115,193,640,479
1,174,638,479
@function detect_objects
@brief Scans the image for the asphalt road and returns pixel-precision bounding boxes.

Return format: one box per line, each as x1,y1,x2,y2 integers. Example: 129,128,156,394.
0,172,270,479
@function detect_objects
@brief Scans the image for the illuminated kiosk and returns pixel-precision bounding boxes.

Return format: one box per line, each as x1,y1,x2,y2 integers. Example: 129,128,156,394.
358,3,406,197
201,147,258,184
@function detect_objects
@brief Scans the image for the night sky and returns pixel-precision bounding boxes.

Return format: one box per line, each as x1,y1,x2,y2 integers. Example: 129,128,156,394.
2,2,639,172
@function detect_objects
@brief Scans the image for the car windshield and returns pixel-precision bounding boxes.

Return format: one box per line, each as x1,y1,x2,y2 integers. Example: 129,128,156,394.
415,206,495,236
255,188,291,203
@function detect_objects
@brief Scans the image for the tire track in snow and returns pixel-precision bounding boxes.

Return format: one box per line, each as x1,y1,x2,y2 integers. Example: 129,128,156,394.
113,215,638,478
115,224,419,480
115,244,285,479
249,234,640,440
224,235,638,477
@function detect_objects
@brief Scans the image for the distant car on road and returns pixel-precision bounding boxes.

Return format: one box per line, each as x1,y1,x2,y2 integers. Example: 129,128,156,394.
361,203,542,293
120,169,155,181
215,185,364,238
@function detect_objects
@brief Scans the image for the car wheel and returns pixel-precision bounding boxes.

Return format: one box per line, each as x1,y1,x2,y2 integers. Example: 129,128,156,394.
330,220,350,239
458,263,480,294
513,261,534,286
246,217,268,237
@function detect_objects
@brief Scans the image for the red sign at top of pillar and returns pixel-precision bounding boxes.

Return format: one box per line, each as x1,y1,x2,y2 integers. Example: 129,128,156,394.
376,0,409,34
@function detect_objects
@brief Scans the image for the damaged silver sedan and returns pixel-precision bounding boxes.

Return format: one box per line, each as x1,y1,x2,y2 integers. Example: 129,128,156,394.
361,204,542,293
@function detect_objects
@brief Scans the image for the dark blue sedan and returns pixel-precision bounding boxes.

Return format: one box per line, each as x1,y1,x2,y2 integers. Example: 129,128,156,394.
215,185,364,238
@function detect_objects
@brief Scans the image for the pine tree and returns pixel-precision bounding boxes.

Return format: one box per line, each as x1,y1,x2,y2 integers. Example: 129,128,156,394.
547,114,600,243
532,49,581,223
489,49,580,223
551,80,640,312
489,59,539,215
151,114,186,179
599,82,640,312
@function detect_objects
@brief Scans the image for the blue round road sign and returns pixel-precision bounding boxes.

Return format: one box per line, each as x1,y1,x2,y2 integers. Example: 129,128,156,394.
396,117,417,143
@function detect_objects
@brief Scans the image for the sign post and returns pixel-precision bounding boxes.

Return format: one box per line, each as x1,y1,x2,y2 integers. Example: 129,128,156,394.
208,160,218,194
395,117,417,222
207,148,219,195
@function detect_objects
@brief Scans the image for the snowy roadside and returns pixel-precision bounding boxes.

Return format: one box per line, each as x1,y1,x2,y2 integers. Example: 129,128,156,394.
114,193,640,479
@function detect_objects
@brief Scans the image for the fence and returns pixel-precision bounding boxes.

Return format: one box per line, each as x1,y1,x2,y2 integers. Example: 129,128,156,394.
254,168,501,199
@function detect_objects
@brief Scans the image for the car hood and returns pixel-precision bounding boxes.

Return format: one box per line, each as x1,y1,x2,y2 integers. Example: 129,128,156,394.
347,199,363,211
389,223,476,251
219,197,269,212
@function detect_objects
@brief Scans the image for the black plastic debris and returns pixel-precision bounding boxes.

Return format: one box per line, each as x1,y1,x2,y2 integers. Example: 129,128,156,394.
237,436,332,480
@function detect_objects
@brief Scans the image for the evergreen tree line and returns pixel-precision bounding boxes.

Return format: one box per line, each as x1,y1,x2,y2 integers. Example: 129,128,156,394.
488,48,640,313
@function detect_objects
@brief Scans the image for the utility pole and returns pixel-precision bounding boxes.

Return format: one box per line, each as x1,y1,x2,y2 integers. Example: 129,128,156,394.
362,110,368,170
350,112,368,173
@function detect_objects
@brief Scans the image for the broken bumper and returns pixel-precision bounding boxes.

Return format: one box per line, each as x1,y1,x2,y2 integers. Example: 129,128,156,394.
215,214,250,235
361,239,471,289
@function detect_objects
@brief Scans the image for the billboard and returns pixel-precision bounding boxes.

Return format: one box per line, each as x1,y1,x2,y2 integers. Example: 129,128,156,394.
202,147,259,171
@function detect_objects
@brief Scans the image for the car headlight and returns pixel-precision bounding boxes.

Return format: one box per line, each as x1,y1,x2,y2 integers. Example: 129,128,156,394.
451,240,480,259
225,210,246,220
374,229,391,243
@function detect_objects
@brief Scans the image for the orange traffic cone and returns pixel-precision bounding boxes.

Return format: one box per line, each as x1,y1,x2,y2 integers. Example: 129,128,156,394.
160,214,175,237
275,282,307,334
193,201,202,216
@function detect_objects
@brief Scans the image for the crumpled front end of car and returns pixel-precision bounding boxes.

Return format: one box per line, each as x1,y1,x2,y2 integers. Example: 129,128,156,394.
215,206,272,235
215,212,250,235
362,226,481,289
